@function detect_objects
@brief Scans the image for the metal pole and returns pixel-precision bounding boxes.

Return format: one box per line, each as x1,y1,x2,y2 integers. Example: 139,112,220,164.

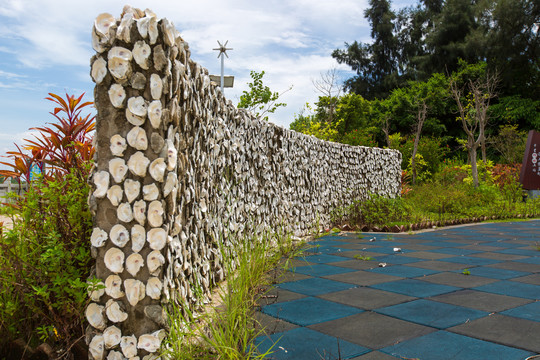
220,53,224,91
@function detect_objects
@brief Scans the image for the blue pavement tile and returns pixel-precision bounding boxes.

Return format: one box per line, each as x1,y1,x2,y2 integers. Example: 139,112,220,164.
304,254,352,264
293,264,355,277
441,256,502,266
373,255,421,264
422,241,469,248
516,257,540,265
367,265,440,278
501,301,540,322
498,248,540,256
278,277,356,296
380,330,534,360
376,299,487,329
261,297,364,327
371,279,460,298
255,327,370,360
453,266,531,280
432,248,482,256
474,280,540,300
365,246,408,254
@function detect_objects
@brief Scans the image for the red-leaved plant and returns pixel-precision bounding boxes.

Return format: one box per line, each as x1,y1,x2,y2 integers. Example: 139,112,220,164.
0,92,95,184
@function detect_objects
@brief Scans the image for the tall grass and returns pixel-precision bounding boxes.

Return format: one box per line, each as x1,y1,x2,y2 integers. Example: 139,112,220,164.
161,230,304,359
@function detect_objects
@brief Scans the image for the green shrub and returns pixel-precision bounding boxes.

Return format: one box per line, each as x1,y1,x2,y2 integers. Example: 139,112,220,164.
0,166,94,354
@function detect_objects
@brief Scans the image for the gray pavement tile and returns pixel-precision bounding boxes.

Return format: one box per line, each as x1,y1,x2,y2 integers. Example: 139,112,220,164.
327,259,381,270
461,245,505,251
407,260,470,271
469,252,529,261
430,289,532,312
332,250,389,259
254,311,299,335
337,243,380,250
317,287,416,310
449,314,540,353
323,270,403,286
256,288,307,307
405,251,457,260
371,279,460,298
488,261,540,273
349,351,401,360
397,244,443,251
513,274,540,285
308,312,436,349
420,272,498,288
276,271,312,283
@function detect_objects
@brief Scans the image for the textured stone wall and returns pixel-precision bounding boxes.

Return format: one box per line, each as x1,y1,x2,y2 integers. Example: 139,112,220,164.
86,7,401,359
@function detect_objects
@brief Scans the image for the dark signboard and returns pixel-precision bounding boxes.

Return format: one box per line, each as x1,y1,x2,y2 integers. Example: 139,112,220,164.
520,130,540,190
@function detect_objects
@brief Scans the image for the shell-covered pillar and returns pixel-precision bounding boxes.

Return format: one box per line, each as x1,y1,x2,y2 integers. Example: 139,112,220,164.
86,6,402,359
87,6,189,359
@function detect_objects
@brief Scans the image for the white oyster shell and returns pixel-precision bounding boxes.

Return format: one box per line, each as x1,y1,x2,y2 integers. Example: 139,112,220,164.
147,250,165,275
86,303,106,330
166,140,177,170
106,350,123,360
147,228,167,251
110,135,127,156
109,158,128,183
133,41,151,70
136,17,150,38
105,274,124,299
93,171,109,198
137,332,161,353
94,13,115,38
148,100,162,129
110,224,129,247
106,299,128,323
163,172,177,197
104,247,125,273
108,84,126,108
126,253,144,276
124,179,141,203
150,74,162,100
126,107,145,126
89,334,105,360
117,202,134,223
131,224,146,252
147,201,164,227
127,126,148,151
91,227,108,248
88,280,105,301
146,277,162,300
143,183,159,201
149,158,166,182
116,13,134,43
161,18,176,46
127,151,150,177
104,325,122,349
108,57,131,81
127,96,147,117
148,16,158,44
107,185,124,206
120,335,138,358
91,57,107,84
133,200,146,226
124,279,146,306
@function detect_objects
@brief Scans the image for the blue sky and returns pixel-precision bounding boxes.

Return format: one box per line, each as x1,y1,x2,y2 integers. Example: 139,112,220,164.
0,0,415,162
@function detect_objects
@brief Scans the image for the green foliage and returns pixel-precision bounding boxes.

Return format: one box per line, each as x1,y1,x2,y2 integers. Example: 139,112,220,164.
354,254,374,261
391,136,450,176
491,125,528,164
237,71,289,121
462,269,471,275
0,167,93,352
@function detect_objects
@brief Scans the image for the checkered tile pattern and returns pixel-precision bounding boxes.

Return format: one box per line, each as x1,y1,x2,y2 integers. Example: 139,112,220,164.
255,220,540,359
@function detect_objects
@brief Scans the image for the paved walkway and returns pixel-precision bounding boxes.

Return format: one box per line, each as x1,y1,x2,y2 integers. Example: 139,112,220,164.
255,220,540,360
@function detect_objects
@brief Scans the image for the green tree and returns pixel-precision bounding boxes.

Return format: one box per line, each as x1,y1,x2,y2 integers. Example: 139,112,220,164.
237,70,291,121
332,0,400,99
